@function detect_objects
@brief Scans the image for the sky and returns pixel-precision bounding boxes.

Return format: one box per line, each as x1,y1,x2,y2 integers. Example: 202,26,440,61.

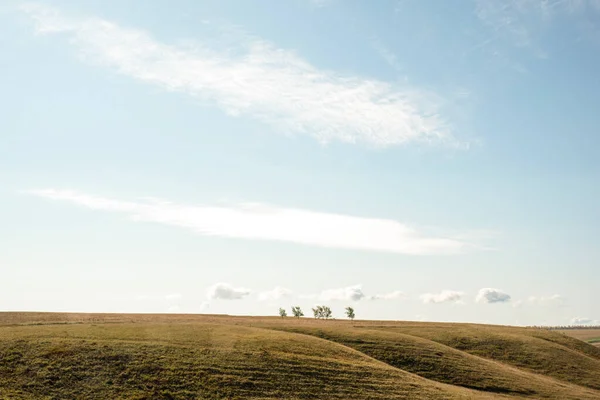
1,0,599,326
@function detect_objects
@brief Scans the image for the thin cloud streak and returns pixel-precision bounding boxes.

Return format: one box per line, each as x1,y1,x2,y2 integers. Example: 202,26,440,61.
28,189,477,255
21,3,456,147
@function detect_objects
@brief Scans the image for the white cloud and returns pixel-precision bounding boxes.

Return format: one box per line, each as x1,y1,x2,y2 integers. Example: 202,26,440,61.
206,283,251,300
28,189,476,255
528,294,564,306
165,293,183,301
258,286,293,302
420,290,464,304
369,290,406,300
570,317,598,325
302,286,405,301
512,300,524,308
320,285,365,302
21,3,456,148
476,288,511,304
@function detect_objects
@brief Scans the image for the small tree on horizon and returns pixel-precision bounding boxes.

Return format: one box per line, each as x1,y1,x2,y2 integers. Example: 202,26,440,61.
311,305,332,319
345,306,355,321
279,308,287,318
291,306,304,318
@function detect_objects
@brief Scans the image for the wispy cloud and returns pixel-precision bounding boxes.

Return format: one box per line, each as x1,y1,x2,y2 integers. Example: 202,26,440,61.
420,290,464,304
28,189,477,255
570,317,598,325
475,287,511,304
258,286,293,302
512,299,524,308
371,38,404,73
21,3,455,148
473,0,600,59
369,290,406,300
206,283,251,300
165,293,183,313
165,293,183,301
302,285,406,301
320,285,365,301
134,292,183,312
528,294,565,306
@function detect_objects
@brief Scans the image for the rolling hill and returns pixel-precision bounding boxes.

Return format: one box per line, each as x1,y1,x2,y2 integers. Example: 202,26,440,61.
1,313,599,399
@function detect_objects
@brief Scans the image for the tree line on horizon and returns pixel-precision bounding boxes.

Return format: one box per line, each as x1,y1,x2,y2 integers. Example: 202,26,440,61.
531,325,600,330
278,306,355,320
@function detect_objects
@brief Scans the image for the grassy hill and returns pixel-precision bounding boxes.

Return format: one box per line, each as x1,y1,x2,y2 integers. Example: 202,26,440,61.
1,313,599,399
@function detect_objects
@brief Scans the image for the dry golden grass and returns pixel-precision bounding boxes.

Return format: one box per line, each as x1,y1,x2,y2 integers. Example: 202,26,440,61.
560,328,600,347
355,323,600,391
1,313,599,399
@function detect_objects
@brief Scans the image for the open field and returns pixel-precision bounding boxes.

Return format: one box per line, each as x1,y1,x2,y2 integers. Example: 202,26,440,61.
1,313,600,399
560,329,600,348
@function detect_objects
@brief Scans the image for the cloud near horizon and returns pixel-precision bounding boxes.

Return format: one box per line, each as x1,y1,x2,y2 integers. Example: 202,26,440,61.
302,285,406,302
165,293,183,301
570,317,598,325
369,290,406,300
21,2,455,147
476,288,511,304
258,287,293,302
206,283,251,300
420,290,464,304
528,294,564,306
27,189,476,255
319,285,365,302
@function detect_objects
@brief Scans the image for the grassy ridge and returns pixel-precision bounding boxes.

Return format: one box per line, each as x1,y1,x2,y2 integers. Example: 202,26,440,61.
360,324,600,390
0,322,490,399
1,313,600,399
265,325,590,398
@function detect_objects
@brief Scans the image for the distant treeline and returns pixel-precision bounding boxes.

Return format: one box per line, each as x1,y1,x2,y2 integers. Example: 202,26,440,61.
527,325,600,330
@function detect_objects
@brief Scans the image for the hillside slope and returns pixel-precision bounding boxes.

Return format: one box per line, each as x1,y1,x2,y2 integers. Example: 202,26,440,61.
267,325,599,399
371,324,600,390
0,322,495,399
1,313,600,399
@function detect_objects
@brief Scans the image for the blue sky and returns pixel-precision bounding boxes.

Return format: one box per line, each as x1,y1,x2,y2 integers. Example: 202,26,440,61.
1,0,599,325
